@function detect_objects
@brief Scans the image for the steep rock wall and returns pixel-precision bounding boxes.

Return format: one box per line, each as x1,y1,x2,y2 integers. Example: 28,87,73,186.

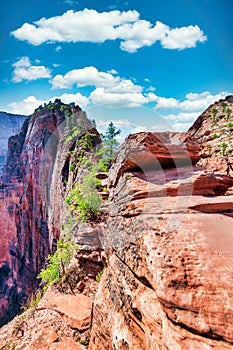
89,101,233,349
0,96,233,349
0,112,26,157
0,101,88,325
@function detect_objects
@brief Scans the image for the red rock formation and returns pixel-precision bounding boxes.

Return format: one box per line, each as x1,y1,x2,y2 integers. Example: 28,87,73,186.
0,111,26,159
0,101,90,325
187,94,233,175
1,96,233,349
89,98,233,349
38,289,92,330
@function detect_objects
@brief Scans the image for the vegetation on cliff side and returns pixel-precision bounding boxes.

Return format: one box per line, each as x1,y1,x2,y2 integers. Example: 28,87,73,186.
64,121,120,222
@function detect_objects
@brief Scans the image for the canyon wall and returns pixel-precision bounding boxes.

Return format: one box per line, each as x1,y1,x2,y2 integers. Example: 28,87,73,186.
89,96,233,349
0,100,93,325
0,96,233,349
0,112,26,157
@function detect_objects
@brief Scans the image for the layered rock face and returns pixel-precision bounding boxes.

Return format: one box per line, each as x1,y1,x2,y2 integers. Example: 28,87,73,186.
0,112,26,157
89,97,233,349
188,94,233,175
0,96,233,349
0,101,88,325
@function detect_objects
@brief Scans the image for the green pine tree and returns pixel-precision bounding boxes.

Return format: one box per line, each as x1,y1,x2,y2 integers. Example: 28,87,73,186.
101,122,121,168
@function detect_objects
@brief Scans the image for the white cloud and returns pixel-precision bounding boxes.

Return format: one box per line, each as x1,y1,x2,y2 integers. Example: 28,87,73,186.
161,25,207,50
97,118,132,128
55,45,62,52
64,0,79,5
8,92,89,115
55,92,89,107
179,91,230,112
107,69,118,75
89,88,147,107
107,79,142,94
50,66,120,89
159,91,232,131
172,122,193,132
12,56,51,83
146,86,156,92
155,96,179,109
50,66,159,107
131,125,150,133
11,9,207,52
163,112,199,131
164,112,199,123
8,96,45,115
154,91,231,113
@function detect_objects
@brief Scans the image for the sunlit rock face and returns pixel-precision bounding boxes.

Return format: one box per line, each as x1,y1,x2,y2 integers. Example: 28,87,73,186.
89,97,233,349
1,96,233,349
0,101,87,326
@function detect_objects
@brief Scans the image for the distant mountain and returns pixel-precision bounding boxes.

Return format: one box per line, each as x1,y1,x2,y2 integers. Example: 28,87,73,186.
0,111,27,157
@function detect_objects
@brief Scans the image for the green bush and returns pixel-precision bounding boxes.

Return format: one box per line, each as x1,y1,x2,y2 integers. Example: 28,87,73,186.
65,171,102,222
22,290,43,312
212,133,219,139
211,107,218,122
226,107,231,120
79,338,90,345
38,235,78,291
221,142,228,155
96,270,103,282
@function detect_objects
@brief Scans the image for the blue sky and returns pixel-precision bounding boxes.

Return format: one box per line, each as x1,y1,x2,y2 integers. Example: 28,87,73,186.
0,0,233,134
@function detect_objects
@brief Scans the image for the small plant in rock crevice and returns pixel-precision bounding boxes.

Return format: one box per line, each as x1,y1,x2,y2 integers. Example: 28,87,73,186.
21,290,43,313
220,142,228,155
211,107,218,122
38,235,78,292
96,270,103,282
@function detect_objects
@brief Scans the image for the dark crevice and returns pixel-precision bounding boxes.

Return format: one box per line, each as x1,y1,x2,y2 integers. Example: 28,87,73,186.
113,251,154,291
165,310,233,344
131,307,142,322
159,297,199,314
128,313,145,333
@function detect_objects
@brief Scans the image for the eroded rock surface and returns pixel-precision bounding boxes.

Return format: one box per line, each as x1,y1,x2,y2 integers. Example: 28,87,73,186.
0,101,91,325
89,96,233,349
1,96,233,349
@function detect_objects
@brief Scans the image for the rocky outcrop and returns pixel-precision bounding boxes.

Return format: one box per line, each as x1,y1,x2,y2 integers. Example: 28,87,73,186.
89,97,233,349
38,289,92,330
0,287,90,349
1,96,233,349
0,100,96,325
187,95,233,175
0,112,26,157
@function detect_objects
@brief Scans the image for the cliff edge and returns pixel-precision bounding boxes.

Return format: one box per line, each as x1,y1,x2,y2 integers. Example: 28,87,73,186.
1,96,233,349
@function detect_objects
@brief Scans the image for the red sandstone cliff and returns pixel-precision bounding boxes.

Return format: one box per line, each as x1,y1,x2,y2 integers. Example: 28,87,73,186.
0,96,233,349
0,100,97,325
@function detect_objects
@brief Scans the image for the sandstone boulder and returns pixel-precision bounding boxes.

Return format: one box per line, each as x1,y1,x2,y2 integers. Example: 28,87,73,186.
38,289,92,330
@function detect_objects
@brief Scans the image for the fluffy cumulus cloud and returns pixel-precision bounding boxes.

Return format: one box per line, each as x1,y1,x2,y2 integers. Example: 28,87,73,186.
50,66,121,89
89,88,148,107
160,24,207,50
178,91,230,112
12,56,51,83
50,66,158,107
11,9,207,52
6,58,231,133
154,96,180,109
8,93,89,115
159,91,231,131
